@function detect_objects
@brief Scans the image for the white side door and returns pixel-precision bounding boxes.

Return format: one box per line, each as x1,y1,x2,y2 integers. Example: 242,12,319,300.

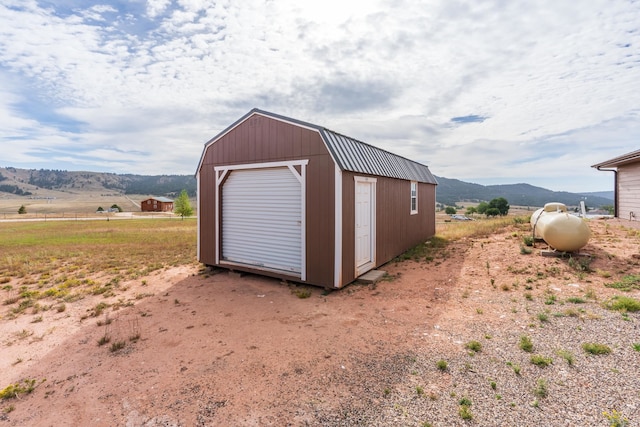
355,177,376,275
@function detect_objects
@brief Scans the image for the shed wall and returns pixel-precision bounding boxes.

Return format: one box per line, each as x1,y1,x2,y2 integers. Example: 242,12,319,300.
341,172,436,284
618,162,640,222
198,114,335,287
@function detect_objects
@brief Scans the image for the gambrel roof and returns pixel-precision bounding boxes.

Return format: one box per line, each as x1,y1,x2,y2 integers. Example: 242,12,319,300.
197,108,438,185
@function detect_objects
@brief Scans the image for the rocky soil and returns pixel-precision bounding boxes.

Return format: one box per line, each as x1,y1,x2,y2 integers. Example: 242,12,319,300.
1,218,639,426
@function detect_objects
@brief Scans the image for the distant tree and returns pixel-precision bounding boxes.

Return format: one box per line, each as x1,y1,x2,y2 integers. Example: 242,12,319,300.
96,206,104,212
477,201,489,214
485,207,500,217
445,206,457,215
466,206,478,216
488,197,510,216
18,205,26,214
174,189,194,219
602,205,614,215
110,204,122,212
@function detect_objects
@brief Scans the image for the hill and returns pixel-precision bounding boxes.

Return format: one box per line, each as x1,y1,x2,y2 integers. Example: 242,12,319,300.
0,167,613,209
0,167,196,198
434,176,613,208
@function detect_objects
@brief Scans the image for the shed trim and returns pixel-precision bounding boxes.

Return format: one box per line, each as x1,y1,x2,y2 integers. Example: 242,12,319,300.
334,164,343,288
592,149,640,168
196,174,201,261
214,159,309,172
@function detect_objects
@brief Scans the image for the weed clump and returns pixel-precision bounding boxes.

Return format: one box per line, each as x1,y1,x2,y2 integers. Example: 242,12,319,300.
465,341,482,353
0,379,40,400
605,275,640,292
556,349,575,366
436,359,448,371
110,340,126,352
582,343,612,355
458,397,473,420
519,335,534,353
604,296,640,312
291,287,312,299
533,378,548,398
603,409,629,427
530,355,552,367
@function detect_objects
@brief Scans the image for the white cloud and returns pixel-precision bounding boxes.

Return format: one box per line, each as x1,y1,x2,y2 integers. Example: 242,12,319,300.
146,0,172,18
0,0,638,193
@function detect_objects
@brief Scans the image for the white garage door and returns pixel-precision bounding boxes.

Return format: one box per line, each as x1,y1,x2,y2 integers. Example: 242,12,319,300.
221,167,302,275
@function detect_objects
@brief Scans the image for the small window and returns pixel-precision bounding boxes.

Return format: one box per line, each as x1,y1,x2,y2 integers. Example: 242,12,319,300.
410,181,418,214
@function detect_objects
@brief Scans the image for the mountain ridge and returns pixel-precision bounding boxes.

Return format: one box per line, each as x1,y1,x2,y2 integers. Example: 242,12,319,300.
0,167,613,208
434,176,613,208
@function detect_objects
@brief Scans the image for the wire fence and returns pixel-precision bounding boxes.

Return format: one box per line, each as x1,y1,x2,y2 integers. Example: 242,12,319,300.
0,211,192,222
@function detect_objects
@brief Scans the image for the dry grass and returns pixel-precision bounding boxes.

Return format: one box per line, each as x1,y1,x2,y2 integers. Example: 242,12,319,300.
436,215,530,241
0,219,197,317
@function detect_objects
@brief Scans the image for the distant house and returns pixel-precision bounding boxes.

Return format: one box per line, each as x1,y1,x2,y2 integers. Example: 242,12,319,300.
592,149,640,222
195,108,438,289
141,197,174,212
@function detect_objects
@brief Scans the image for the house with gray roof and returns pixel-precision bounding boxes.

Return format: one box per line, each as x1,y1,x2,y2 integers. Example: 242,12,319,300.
196,108,437,288
592,149,640,222
141,196,174,212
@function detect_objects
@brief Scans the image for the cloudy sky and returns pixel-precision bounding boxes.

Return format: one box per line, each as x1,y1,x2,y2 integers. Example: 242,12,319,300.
1,0,638,192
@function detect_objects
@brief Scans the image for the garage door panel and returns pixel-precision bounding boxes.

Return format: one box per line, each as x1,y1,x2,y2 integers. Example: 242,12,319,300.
221,167,302,275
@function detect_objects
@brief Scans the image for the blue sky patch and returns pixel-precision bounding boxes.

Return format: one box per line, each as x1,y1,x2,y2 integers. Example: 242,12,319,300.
451,115,487,124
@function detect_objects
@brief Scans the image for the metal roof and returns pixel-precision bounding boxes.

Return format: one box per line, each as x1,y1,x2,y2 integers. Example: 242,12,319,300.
592,149,640,169
320,129,437,184
145,196,173,202
216,109,437,184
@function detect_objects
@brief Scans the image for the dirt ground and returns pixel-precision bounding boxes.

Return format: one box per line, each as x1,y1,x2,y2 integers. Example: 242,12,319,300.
1,218,639,426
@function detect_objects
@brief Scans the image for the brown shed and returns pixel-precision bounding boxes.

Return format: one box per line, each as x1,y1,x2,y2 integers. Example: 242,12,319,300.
196,109,438,288
141,197,174,212
592,149,640,222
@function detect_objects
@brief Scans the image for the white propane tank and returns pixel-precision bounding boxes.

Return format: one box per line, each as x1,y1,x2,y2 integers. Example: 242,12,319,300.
530,202,590,252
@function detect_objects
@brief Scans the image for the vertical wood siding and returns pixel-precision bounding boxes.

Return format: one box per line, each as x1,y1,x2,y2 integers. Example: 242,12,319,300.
198,114,335,287
341,172,436,284
618,162,640,222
